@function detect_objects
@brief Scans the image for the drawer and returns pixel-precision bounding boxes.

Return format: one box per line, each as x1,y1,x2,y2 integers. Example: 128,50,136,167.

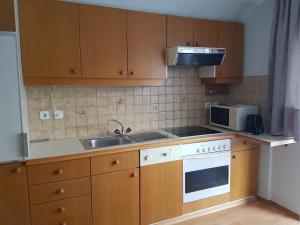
91,151,139,175
30,195,92,225
231,137,259,152
29,177,91,205
27,158,90,185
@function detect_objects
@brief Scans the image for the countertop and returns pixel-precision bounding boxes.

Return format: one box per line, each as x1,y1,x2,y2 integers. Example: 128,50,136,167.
26,125,295,165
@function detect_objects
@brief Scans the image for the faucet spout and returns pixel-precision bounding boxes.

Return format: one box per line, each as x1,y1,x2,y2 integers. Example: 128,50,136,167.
108,119,125,135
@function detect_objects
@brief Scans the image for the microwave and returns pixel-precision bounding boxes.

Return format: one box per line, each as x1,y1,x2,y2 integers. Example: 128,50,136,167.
210,104,259,131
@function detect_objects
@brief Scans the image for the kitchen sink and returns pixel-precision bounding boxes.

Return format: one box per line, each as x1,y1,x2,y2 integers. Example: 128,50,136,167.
80,131,171,150
81,135,134,150
128,131,170,143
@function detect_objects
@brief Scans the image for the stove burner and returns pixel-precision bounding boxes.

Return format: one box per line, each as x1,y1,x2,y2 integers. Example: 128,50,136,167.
163,126,221,137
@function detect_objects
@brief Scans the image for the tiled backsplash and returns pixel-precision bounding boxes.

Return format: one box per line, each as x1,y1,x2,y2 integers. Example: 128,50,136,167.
26,68,268,141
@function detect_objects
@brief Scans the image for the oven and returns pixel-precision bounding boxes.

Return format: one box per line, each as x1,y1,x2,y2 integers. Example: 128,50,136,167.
182,140,231,203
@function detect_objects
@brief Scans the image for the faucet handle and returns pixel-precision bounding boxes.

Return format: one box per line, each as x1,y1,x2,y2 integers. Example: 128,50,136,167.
125,127,132,134
114,129,121,135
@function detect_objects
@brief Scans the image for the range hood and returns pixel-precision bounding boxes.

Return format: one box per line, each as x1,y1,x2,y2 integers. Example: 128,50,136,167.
167,46,226,67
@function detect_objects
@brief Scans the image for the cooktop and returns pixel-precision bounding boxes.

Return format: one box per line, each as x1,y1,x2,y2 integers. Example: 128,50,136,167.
163,125,222,137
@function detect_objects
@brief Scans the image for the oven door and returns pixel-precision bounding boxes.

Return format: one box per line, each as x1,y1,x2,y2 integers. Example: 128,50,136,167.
183,151,231,203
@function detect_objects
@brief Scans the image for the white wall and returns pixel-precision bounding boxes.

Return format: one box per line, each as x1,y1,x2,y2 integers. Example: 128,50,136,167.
243,0,274,76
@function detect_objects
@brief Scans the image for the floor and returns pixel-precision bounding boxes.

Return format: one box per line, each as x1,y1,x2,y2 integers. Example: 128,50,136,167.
176,201,300,225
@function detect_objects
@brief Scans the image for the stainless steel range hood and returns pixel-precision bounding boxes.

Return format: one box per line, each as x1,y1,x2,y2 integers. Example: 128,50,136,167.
167,46,226,67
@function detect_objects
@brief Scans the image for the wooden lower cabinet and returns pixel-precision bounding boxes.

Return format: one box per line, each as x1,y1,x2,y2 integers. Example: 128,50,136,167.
30,195,92,225
230,148,259,200
141,161,183,225
0,163,31,225
92,168,140,225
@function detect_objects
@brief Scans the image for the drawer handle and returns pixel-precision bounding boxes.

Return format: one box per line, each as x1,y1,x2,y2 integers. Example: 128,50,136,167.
232,155,237,159
55,169,64,175
57,188,65,194
113,160,120,165
131,172,138,177
243,141,247,145
61,222,67,225
58,207,66,213
15,167,22,174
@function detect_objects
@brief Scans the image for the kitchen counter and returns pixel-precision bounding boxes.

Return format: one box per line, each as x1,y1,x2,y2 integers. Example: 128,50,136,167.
26,126,295,165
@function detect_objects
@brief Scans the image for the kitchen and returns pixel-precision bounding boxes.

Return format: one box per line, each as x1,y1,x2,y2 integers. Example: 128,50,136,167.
1,0,300,225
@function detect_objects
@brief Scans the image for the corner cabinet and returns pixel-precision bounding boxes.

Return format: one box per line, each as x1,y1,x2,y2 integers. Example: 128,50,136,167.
0,163,31,225
19,0,82,79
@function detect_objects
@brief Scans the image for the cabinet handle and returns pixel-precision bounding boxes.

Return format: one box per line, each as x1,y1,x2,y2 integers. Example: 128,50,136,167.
56,169,64,175
57,188,65,194
186,42,191,46
195,43,199,47
130,71,134,76
243,141,247,145
15,167,22,174
232,155,237,159
131,172,138,177
58,207,66,213
70,69,78,74
119,70,126,76
61,222,67,225
113,160,120,165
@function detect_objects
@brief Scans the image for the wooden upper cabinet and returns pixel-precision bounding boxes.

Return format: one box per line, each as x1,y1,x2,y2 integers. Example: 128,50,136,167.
0,0,15,31
127,11,167,79
230,148,259,201
0,163,31,225
217,21,244,78
79,5,127,79
167,16,194,47
19,0,81,78
194,19,218,47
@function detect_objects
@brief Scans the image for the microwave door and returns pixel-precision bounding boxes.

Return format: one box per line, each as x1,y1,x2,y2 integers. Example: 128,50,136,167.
210,107,229,127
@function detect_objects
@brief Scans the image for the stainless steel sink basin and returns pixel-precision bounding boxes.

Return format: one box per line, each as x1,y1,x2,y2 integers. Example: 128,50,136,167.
80,131,171,150
128,131,170,143
81,135,134,150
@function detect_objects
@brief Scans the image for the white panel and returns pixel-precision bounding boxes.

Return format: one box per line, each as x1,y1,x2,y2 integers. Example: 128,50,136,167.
0,33,23,162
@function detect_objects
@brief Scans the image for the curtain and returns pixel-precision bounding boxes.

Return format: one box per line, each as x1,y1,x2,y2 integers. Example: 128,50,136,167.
269,0,300,139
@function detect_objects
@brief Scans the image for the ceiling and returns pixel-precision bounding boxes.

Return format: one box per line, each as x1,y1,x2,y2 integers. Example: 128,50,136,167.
68,0,272,22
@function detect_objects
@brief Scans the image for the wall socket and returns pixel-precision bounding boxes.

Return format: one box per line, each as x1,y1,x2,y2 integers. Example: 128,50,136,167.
40,111,50,120
54,111,64,120
204,102,211,109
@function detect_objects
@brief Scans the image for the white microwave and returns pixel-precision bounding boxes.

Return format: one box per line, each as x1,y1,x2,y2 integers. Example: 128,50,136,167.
210,104,259,131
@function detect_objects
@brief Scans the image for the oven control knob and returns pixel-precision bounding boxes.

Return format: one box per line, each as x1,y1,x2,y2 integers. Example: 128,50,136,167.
197,148,200,153
207,147,211,152
223,145,226,149
212,146,216,151
202,148,206,153
144,154,151,161
162,152,168,157
218,146,221,150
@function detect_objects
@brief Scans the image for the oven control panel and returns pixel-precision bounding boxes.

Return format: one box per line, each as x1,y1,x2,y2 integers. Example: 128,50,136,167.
181,139,231,157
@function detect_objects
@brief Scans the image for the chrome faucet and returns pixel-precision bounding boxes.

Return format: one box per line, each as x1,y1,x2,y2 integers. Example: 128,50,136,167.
108,119,132,136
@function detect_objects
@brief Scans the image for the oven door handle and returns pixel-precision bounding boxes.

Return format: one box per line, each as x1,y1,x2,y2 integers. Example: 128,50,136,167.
183,151,230,160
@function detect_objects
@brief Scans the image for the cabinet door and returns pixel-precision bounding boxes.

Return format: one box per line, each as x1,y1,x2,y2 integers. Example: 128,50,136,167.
79,5,127,79
0,0,15,31
167,16,194,47
127,11,167,79
217,22,244,78
0,163,31,225
141,161,182,225
230,148,259,200
92,168,139,225
194,19,218,47
19,0,81,78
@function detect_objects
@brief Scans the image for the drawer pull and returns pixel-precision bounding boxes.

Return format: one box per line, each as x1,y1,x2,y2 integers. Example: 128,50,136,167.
55,169,64,175
232,155,237,159
15,167,22,173
113,160,120,165
243,141,247,145
57,188,65,194
58,207,66,213
61,222,67,225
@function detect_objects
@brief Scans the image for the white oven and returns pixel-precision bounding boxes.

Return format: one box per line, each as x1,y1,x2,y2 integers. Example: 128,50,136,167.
182,140,231,203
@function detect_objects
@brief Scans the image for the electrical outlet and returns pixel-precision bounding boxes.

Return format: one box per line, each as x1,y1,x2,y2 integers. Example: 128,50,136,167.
54,110,64,120
40,111,50,120
204,102,211,109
